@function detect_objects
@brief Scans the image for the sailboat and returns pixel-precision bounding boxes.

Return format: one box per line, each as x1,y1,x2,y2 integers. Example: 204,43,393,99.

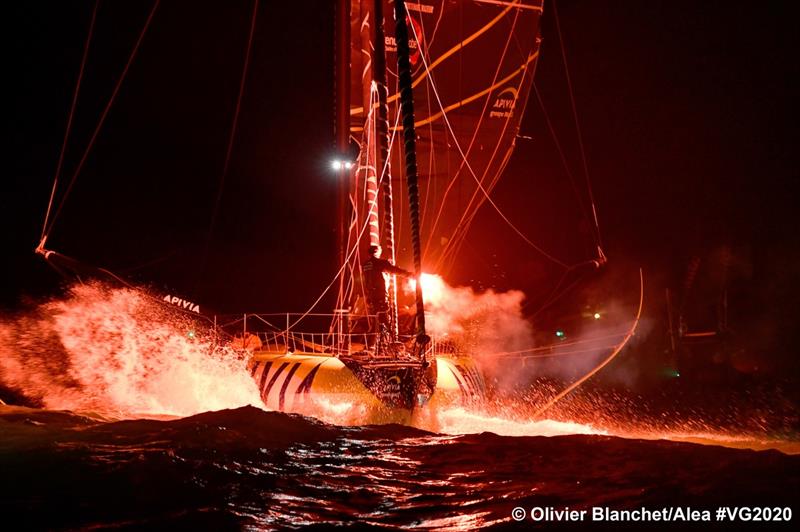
241,0,548,424
33,0,639,424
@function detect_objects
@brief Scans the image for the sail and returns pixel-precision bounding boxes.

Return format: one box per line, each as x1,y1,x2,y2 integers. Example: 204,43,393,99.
349,0,544,279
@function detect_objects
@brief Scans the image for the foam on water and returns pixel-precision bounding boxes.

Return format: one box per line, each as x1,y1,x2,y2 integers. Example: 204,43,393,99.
0,283,261,417
430,406,606,437
1,282,795,456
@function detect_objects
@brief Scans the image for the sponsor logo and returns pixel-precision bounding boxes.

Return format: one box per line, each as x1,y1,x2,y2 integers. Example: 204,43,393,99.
377,374,403,402
406,2,434,14
163,294,200,314
385,14,424,66
490,86,518,118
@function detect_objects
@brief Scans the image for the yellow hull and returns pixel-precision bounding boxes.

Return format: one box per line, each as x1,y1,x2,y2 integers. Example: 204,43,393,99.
249,351,484,425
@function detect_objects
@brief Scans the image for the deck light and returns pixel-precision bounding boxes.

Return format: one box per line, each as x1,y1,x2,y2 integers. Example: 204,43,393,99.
331,159,354,171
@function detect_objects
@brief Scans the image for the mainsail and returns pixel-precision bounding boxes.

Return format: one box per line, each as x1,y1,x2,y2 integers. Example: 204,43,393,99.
348,0,544,288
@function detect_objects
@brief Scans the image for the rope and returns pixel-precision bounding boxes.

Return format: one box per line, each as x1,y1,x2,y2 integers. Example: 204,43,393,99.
41,0,99,245
490,330,630,356
533,269,644,418
421,4,521,264
288,107,401,332
432,13,529,272
533,83,592,239
199,0,260,278
495,344,621,359
43,0,161,239
39,248,220,328
395,0,428,342
527,266,588,318
406,12,569,269
552,0,603,252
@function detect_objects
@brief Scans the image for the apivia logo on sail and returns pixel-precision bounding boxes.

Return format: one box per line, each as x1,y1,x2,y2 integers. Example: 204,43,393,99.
490,87,518,118
163,294,200,314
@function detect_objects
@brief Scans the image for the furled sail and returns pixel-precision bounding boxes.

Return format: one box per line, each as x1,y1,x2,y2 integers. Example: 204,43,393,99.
349,0,544,280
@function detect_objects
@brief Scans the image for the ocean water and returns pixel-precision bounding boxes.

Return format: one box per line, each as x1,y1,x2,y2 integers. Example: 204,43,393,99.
1,404,798,530
1,284,798,530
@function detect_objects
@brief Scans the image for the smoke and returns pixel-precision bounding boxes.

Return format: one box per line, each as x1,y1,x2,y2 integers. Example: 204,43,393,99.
404,272,649,397
405,274,535,390
0,282,261,417
535,302,651,387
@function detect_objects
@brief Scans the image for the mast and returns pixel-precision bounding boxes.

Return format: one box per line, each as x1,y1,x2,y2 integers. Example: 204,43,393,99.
359,0,381,250
394,0,428,346
373,0,399,339
335,0,350,313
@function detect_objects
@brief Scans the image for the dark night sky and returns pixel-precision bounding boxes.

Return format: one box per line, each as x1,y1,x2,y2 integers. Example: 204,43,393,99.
3,1,798,371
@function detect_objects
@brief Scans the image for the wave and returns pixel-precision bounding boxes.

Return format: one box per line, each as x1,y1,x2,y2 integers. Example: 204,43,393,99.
2,404,798,530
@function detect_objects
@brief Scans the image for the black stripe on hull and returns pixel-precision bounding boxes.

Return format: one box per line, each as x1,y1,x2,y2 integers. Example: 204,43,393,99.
455,364,482,399
278,363,302,411
262,362,290,404
448,366,468,398
296,362,323,396
257,361,274,399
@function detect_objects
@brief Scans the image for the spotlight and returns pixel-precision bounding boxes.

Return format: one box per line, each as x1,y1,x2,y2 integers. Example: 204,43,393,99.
331,159,354,171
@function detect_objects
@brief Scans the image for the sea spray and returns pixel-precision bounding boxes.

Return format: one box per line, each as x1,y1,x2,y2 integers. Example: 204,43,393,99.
0,282,261,416
404,273,537,391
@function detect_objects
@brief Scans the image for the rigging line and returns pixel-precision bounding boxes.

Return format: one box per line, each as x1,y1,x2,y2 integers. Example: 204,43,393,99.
288,165,380,333
349,0,532,117
437,73,526,271
533,269,644,418
442,34,543,268
434,39,543,269
440,143,514,269
522,265,569,314
352,52,539,134
199,0,259,275
118,245,187,273
344,102,398,327
335,194,358,314
529,268,588,319
490,330,629,355
42,248,219,327
94,265,217,325
407,11,568,269
552,0,603,250
43,0,161,239
289,106,402,332
40,0,99,245
422,5,522,263
342,188,361,311
493,344,620,359
533,83,592,235
353,98,377,318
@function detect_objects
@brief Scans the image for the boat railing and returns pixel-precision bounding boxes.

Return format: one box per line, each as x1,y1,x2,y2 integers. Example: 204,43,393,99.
253,330,380,356
216,311,466,359
219,312,385,356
